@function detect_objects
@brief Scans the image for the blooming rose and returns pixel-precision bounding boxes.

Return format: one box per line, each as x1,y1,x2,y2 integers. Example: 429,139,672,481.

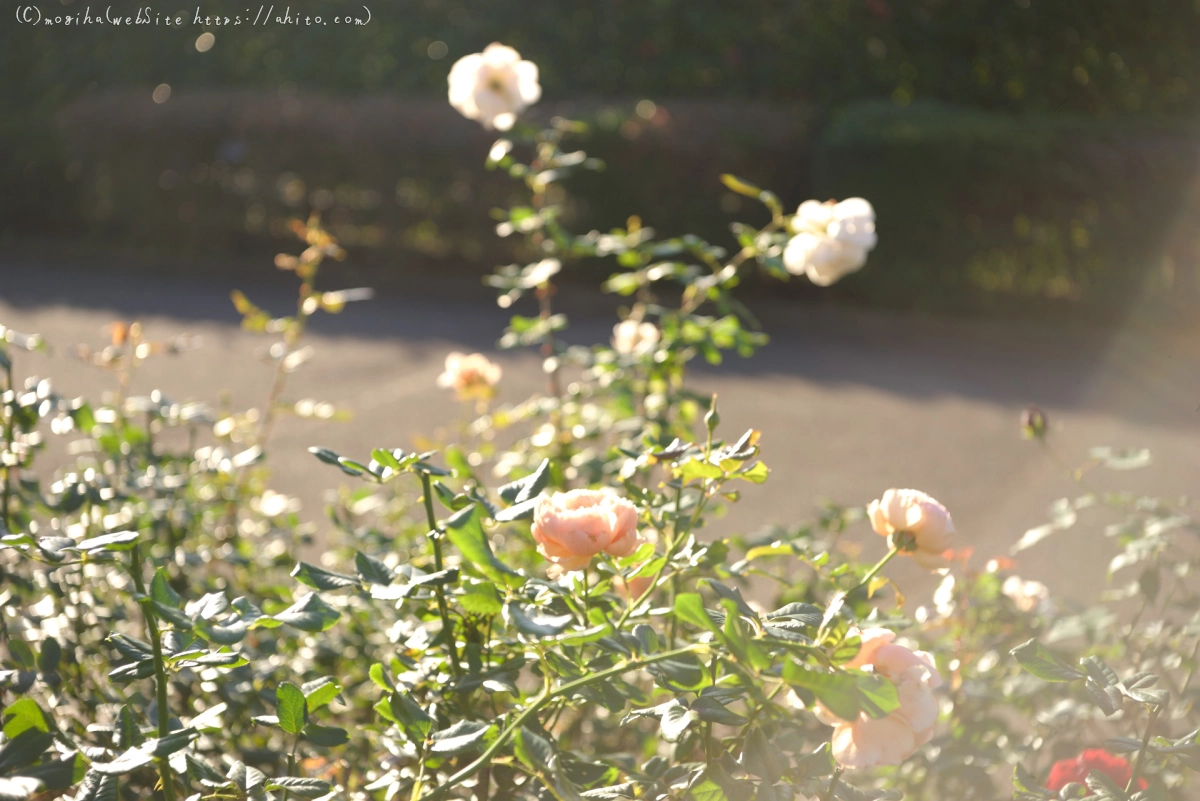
447,43,541,131
532,490,642,573
1001,575,1049,612
1046,749,1147,792
783,198,878,286
436,352,502,401
611,319,660,356
814,628,942,769
867,489,955,570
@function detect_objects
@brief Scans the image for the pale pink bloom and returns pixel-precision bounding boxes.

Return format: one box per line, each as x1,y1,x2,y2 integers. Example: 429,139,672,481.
436,352,502,401
815,628,942,769
611,319,660,356
783,197,877,286
867,489,955,570
532,490,642,572
447,43,541,131
1002,575,1049,612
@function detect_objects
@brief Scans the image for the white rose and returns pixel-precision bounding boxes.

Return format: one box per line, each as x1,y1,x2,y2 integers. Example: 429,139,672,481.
1002,575,1049,612
447,43,541,131
611,319,660,356
783,197,878,286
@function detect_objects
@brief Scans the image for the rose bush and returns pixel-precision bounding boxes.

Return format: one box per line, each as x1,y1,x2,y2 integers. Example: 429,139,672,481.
0,42,1197,801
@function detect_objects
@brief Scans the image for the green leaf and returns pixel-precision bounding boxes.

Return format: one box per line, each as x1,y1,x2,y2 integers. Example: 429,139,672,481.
691,696,748,726
737,461,770,484
368,663,394,692
674,593,719,633
264,777,334,798
302,678,342,713
430,720,493,755
1010,639,1086,683
498,458,551,504
855,672,901,718
291,562,360,591
274,593,341,632
719,174,764,199
659,700,697,743
150,569,180,608
303,725,349,748
444,505,523,587
355,551,394,585
2,699,49,739
514,726,555,772
387,691,435,744
460,580,503,616
505,603,573,638
76,530,140,553
782,661,860,722
276,683,307,735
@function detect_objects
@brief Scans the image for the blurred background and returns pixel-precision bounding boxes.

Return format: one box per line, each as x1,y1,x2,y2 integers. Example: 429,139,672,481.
5,0,1200,598
7,0,1200,316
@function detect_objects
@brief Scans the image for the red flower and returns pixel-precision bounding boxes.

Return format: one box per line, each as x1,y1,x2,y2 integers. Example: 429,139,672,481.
1046,749,1148,791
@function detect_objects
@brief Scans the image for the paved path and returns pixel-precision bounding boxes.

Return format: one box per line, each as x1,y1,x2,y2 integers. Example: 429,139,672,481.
3,262,1199,603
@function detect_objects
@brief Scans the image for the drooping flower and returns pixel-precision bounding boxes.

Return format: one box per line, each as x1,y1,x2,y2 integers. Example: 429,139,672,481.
447,43,541,131
1001,575,1049,612
1046,749,1147,792
436,352,502,401
782,197,878,286
611,319,660,356
532,490,642,573
814,628,942,769
867,489,955,570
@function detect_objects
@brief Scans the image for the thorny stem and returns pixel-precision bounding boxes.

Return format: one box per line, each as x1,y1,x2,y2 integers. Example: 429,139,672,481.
424,645,706,800
129,542,179,801
420,471,461,676
1126,704,1160,793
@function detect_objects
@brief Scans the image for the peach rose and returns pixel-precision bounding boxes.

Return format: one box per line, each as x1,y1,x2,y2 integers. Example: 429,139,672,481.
815,628,942,769
436,351,502,401
532,490,642,573
613,572,654,605
867,489,955,570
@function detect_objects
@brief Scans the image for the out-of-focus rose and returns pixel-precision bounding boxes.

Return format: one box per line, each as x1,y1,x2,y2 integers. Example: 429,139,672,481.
447,43,541,131
613,572,654,605
867,489,955,570
532,490,642,573
814,628,942,769
1001,575,1049,612
1046,749,1147,792
782,198,877,286
1021,403,1048,440
436,352,502,401
612,319,660,356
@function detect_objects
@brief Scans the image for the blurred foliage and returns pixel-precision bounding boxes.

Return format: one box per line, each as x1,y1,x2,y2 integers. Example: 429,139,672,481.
6,0,1199,116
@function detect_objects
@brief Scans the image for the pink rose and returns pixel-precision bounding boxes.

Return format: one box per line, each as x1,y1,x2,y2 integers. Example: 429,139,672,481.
531,490,642,573
867,489,955,570
815,628,942,769
436,351,502,401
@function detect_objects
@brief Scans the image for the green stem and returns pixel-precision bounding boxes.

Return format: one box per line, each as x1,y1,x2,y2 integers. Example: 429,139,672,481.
129,543,178,801
847,546,899,598
425,645,705,800
822,766,843,801
2,358,15,531
419,471,461,676
1126,705,1160,793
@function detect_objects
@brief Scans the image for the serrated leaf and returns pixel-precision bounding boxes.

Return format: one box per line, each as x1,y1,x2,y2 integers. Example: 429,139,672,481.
514,726,555,771
659,700,697,743
1010,639,1085,682
355,551,394,585
430,720,493,755
302,678,342,712
674,593,719,633
460,580,503,616
264,777,333,798
445,505,523,587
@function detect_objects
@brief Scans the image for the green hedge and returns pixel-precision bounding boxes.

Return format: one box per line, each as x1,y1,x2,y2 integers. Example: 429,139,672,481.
812,101,1200,313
